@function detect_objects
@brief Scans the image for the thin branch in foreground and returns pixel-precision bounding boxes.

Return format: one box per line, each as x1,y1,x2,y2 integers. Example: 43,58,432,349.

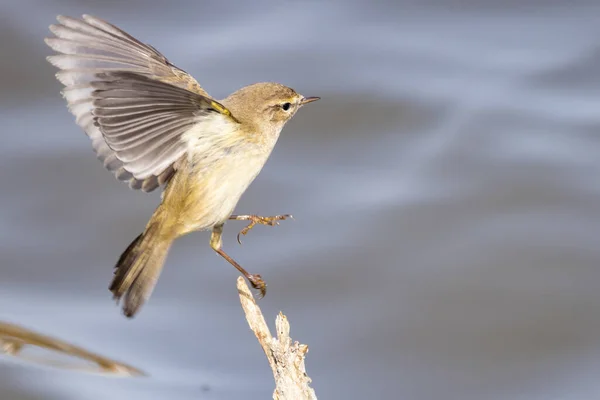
0,321,143,376
236,277,317,400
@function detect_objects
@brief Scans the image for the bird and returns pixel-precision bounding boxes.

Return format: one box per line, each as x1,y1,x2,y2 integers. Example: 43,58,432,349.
44,15,319,318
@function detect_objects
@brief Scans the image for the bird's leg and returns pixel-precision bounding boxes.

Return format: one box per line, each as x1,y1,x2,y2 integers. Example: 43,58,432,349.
210,224,266,298
229,214,293,244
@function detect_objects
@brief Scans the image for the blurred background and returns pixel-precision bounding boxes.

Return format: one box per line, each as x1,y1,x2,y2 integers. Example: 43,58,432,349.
1,0,600,399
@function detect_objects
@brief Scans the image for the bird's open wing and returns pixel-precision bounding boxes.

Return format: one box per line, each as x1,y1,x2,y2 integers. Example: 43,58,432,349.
45,15,232,192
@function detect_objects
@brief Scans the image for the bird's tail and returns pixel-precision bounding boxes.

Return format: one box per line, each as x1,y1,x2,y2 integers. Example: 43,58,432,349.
109,214,174,318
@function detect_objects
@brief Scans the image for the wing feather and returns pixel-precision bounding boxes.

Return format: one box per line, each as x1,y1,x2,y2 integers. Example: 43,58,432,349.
90,71,228,183
45,15,225,192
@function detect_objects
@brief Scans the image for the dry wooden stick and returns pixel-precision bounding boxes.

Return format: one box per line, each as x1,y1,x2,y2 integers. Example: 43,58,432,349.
236,277,317,400
0,321,143,376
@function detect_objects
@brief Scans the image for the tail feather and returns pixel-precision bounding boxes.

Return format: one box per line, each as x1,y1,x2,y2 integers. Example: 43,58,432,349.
110,222,172,318
110,232,143,298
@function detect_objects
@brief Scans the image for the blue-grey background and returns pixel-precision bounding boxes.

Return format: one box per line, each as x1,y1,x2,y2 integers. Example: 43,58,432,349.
1,1,600,399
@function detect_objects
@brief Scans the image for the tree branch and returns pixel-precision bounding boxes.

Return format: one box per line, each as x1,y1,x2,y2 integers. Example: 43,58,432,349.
0,321,143,376
236,277,317,400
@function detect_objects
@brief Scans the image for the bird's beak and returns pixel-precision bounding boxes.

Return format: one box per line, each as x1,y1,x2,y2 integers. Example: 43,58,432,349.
300,96,320,106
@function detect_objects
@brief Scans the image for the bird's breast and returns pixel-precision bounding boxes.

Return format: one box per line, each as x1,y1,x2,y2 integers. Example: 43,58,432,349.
172,139,271,234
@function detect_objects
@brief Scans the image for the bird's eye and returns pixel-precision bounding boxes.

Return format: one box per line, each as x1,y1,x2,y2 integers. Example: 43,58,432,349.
281,102,291,111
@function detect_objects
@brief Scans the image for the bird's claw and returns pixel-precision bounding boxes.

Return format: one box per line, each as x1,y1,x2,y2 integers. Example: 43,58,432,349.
247,273,267,299
236,214,293,244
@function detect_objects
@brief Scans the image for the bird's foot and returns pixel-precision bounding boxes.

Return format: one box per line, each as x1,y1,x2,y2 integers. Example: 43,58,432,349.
247,273,267,299
229,214,293,244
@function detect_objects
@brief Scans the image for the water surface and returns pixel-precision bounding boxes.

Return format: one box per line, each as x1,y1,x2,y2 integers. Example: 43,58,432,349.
1,1,600,399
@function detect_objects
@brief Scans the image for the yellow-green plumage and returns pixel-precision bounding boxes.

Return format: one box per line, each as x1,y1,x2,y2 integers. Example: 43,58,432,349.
45,14,319,317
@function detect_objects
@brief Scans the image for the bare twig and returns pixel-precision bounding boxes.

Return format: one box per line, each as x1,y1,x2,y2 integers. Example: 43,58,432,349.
237,277,317,400
0,321,143,376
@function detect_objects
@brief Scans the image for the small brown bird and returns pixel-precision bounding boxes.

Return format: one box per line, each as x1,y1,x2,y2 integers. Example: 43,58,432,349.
45,15,319,317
